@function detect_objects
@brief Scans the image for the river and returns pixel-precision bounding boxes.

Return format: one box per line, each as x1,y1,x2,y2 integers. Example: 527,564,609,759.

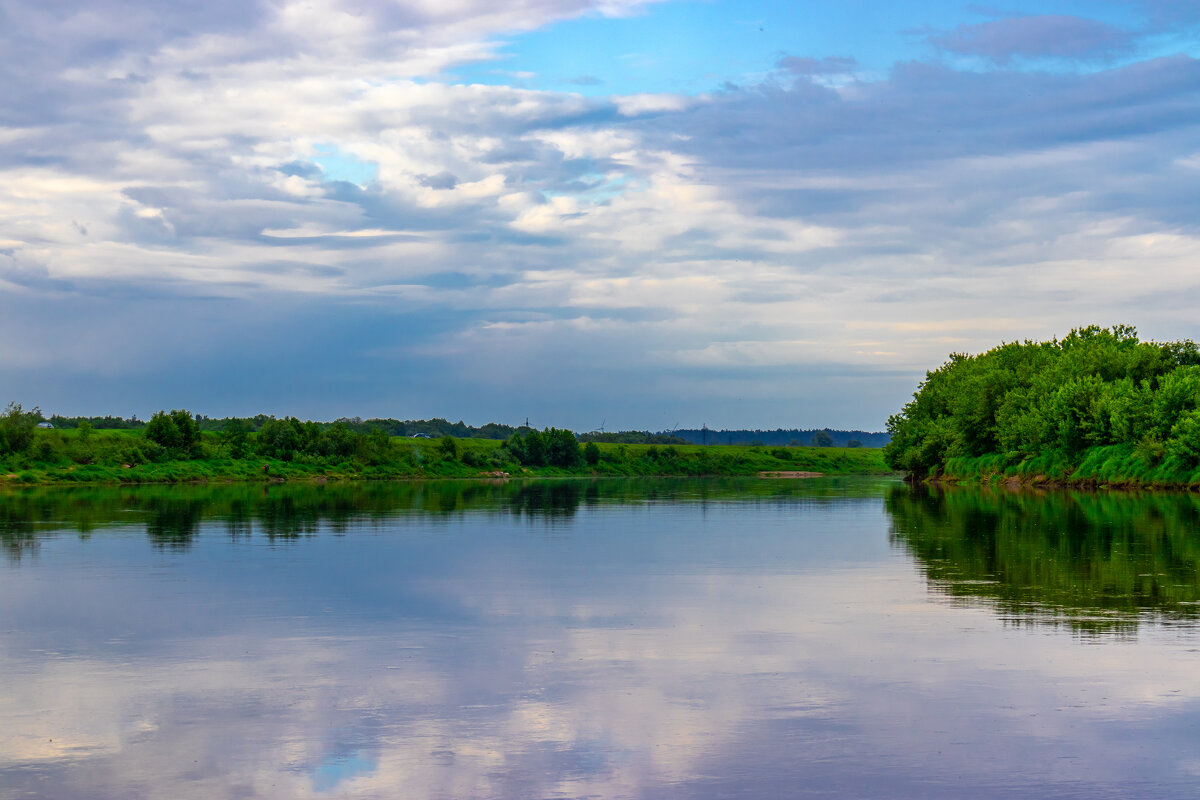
2,477,1199,798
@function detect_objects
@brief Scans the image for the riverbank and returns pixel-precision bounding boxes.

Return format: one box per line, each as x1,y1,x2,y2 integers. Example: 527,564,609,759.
931,444,1200,490
0,437,892,486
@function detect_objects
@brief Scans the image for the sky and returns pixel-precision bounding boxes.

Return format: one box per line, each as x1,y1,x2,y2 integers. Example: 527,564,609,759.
2,0,1199,432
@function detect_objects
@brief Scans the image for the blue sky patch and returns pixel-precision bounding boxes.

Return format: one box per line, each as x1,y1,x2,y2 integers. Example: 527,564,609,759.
312,144,378,186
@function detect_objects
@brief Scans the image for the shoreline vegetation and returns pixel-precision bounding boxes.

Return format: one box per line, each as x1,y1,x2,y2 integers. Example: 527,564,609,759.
0,407,891,486
885,325,1200,491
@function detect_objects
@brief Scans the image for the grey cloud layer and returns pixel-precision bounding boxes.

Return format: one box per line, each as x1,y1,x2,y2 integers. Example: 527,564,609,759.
929,15,1135,63
2,1,1199,428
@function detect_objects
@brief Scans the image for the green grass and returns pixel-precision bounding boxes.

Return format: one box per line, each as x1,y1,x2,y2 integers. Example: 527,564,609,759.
938,444,1200,489
0,430,892,486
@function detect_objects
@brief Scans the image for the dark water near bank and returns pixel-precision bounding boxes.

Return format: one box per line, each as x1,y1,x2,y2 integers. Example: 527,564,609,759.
4,478,1200,799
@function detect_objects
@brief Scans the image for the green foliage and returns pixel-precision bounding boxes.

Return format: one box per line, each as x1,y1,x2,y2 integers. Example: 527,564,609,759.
0,403,41,455
502,428,583,468
1166,410,1200,467
324,422,357,459
0,408,893,486
221,419,251,459
438,435,461,461
145,409,199,454
256,417,302,461
364,428,392,464
810,430,834,447
886,326,1200,482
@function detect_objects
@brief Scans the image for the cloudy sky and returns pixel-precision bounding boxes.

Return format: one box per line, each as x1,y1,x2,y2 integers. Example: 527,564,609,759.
2,0,1199,431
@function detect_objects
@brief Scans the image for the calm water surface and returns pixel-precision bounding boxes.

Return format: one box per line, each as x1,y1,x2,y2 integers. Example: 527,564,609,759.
3,478,1200,798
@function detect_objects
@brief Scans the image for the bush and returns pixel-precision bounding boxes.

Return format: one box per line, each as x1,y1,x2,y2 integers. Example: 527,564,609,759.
438,436,461,461
0,402,41,455
503,428,583,468
145,409,199,454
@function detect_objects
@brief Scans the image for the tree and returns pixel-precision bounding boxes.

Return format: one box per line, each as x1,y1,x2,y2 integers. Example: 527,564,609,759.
144,409,199,454
545,428,583,467
256,417,301,460
584,441,600,466
323,421,359,459
503,428,582,467
364,428,391,464
811,430,834,448
438,435,461,461
145,411,182,450
170,409,199,451
221,419,250,459
0,402,41,454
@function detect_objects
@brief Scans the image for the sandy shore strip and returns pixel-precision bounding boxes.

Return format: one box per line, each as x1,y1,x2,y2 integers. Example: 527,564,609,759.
757,471,824,479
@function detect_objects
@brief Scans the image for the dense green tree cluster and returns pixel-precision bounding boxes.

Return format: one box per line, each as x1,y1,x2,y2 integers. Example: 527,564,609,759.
254,418,394,463
885,326,1200,477
501,428,583,468
144,410,200,455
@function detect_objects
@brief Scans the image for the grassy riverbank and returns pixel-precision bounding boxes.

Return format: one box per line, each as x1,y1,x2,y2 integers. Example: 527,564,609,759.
937,444,1200,489
0,429,891,486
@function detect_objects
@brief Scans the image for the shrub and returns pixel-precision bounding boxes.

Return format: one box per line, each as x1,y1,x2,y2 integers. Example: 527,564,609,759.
0,403,41,454
438,436,461,461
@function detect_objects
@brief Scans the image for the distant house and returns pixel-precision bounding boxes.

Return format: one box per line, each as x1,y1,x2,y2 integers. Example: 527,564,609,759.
410,433,431,439
36,422,54,429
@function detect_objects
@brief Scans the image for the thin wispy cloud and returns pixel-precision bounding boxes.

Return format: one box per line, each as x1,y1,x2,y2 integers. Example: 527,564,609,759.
929,15,1135,64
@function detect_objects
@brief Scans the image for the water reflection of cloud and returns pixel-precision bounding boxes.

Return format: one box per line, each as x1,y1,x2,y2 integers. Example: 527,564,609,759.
3,507,1200,797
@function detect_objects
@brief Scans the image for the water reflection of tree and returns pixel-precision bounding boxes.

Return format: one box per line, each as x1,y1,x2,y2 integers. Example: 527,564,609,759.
0,522,39,562
505,481,590,520
144,496,215,549
0,477,892,561
0,490,104,561
886,485,1200,635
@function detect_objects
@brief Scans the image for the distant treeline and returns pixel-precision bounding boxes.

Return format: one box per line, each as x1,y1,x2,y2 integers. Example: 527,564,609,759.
885,325,1200,486
578,431,689,445
669,428,889,448
49,414,524,439
45,414,889,447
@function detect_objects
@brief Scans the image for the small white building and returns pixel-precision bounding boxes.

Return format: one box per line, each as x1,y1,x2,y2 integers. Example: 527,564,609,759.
37,422,54,429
